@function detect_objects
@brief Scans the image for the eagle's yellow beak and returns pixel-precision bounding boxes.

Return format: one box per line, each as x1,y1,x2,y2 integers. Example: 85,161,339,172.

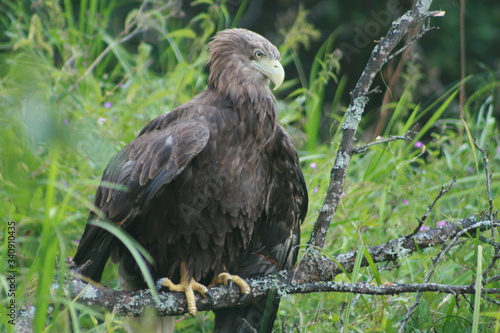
254,58,285,90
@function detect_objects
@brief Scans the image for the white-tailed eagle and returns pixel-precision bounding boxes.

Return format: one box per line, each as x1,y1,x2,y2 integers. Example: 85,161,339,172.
72,28,308,332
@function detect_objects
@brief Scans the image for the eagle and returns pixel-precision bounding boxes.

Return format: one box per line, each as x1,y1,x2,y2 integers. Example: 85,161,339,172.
72,28,308,332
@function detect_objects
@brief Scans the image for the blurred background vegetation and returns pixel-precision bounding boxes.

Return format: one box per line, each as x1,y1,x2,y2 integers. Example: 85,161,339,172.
1,0,499,332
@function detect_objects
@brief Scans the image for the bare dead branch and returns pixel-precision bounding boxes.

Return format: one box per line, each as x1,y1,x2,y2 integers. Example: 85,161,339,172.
307,0,438,249
58,270,499,320
483,295,500,307
398,209,497,332
471,138,499,282
387,20,439,62
52,216,497,318
405,176,457,240
472,139,495,227
17,213,497,332
353,127,417,154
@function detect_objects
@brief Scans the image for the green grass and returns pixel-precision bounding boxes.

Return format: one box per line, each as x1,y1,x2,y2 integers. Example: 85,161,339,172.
1,1,499,332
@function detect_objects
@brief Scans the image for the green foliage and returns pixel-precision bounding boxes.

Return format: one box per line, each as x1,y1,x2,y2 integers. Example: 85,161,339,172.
0,1,499,332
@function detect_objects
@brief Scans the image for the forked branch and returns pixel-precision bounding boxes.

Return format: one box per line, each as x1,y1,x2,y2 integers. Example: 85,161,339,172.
54,216,498,318
307,0,439,249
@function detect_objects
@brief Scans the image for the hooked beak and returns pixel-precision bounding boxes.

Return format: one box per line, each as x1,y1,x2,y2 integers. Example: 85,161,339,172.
253,58,285,90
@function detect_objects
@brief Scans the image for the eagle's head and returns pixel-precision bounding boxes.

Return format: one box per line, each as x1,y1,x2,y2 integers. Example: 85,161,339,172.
207,28,284,98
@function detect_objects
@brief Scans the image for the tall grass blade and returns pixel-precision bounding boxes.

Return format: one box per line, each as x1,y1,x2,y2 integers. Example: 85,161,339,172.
230,0,249,28
89,220,158,300
33,143,61,332
363,247,382,286
343,245,365,332
460,116,479,172
472,245,483,333
412,89,459,144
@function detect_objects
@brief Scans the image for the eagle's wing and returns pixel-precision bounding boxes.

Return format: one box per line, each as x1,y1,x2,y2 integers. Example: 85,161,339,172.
214,125,308,333
241,126,308,275
72,111,210,282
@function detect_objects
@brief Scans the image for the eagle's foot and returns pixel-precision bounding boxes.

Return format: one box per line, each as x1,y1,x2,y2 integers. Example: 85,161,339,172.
212,272,250,300
160,261,209,316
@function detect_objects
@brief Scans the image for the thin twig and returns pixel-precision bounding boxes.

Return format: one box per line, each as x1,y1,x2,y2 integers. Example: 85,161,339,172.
338,302,347,333
366,86,383,95
484,274,500,285
387,22,438,62
472,138,499,281
353,128,417,153
398,219,498,332
483,245,500,283
472,139,495,229
483,295,500,307
405,176,457,240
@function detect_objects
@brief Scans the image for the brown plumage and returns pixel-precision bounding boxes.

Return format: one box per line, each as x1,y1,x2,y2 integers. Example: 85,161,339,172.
72,28,308,332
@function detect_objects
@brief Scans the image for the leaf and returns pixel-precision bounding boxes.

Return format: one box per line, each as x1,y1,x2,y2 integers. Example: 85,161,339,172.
124,9,139,29
167,28,197,39
363,247,382,286
89,220,158,300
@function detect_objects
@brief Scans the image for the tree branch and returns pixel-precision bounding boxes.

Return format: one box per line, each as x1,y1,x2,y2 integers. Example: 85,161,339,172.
307,0,437,249
59,216,499,317
16,216,498,333
64,274,499,318
352,127,417,154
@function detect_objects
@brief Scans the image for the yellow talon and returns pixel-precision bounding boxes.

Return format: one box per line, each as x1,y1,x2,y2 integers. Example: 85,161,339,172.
160,261,208,316
212,272,250,295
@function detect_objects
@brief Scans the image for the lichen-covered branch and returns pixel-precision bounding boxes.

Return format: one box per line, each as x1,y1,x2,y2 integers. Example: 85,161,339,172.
297,216,498,282
307,0,437,249
38,216,500,319
62,273,499,318
16,216,498,333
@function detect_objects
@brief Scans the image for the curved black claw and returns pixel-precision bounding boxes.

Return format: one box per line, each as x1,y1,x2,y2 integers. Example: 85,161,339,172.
205,290,214,304
239,293,249,302
226,278,233,292
224,279,234,300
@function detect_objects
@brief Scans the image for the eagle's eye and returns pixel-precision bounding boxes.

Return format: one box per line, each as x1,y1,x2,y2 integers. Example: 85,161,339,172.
254,50,265,59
